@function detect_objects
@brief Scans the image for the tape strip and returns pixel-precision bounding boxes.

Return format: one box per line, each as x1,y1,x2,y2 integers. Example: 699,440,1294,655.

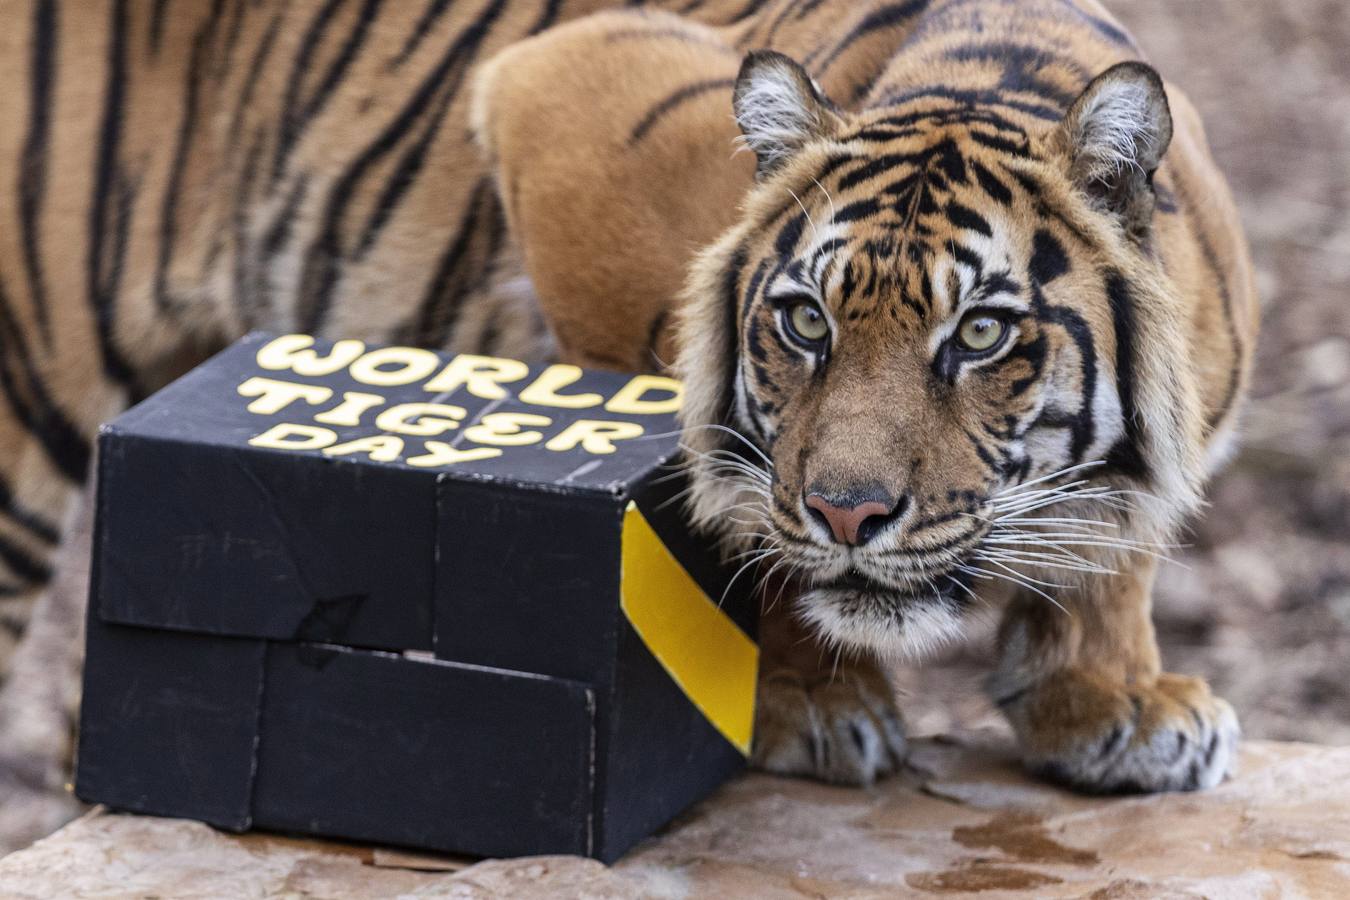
619,502,757,756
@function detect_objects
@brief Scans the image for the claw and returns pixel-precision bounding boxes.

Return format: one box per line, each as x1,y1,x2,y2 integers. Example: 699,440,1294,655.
751,669,907,786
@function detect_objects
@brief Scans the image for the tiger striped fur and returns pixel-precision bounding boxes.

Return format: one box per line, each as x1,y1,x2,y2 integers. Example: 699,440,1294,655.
0,0,1256,801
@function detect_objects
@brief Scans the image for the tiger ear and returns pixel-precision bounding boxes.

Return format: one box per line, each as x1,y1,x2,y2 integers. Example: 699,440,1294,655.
733,50,842,179
1057,61,1173,237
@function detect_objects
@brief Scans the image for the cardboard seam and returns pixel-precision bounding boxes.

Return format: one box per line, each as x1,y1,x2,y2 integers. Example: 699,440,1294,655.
241,639,271,830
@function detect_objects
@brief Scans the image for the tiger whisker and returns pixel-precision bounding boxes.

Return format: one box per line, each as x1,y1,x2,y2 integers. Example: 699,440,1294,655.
959,562,1069,614
682,423,775,469
785,184,820,247
993,460,1108,496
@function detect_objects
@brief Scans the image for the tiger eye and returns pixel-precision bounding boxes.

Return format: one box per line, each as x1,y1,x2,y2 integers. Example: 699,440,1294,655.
788,301,830,343
956,314,1005,352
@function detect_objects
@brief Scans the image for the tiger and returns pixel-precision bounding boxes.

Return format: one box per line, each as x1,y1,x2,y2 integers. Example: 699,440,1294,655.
473,0,1258,792
0,0,1255,822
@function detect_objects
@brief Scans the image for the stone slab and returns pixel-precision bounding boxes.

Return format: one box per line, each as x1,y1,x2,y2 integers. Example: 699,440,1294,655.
2,735,1348,898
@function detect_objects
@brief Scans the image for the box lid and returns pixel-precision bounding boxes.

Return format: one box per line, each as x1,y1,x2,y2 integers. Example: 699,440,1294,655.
92,333,739,669
109,332,684,494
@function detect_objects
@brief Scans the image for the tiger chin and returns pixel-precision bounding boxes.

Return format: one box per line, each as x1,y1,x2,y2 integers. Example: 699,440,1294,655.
672,48,1257,794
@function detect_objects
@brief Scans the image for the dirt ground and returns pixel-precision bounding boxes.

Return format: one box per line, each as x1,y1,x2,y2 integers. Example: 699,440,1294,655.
898,0,1350,745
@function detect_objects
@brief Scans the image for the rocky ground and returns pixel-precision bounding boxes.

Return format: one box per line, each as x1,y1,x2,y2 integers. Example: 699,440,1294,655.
900,0,1350,745
1,0,1346,862
5,737,1348,898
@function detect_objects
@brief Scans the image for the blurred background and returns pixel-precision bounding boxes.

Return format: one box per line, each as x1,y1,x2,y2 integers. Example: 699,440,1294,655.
901,0,1350,745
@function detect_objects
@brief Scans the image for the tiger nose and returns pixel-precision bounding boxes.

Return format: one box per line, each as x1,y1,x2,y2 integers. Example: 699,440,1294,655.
804,487,904,547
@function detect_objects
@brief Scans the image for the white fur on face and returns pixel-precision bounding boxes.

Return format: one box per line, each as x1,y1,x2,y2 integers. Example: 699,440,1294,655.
795,588,968,661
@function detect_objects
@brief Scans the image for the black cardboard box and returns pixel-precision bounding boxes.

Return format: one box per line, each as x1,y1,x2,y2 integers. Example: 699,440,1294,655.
76,333,758,862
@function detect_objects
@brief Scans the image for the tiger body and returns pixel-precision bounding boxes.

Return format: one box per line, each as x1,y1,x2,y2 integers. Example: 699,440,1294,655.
0,0,1256,807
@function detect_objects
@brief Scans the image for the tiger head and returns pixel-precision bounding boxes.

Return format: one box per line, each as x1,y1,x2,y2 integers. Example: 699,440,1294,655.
675,51,1210,658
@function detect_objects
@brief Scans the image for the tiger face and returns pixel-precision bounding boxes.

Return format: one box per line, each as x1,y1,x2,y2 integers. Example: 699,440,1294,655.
677,52,1206,658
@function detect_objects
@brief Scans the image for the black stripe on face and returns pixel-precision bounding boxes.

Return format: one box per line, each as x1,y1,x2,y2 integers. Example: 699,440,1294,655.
1026,230,1101,464
735,257,771,395
867,106,1030,140
775,211,809,259
946,201,992,237
1029,229,1069,284
949,242,983,277
706,244,750,433
815,152,863,185
1052,303,1097,464
935,139,967,183
1103,272,1149,481
745,313,769,364
839,149,930,191
628,78,735,146
20,0,56,343
971,160,1014,206
832,198,881,223
977,271,1020,299
965,129,1031,156
1005,332,1048,396
810,237,849,272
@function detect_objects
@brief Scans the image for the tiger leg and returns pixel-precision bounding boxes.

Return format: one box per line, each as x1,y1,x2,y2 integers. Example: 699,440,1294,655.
990,556,1239,793
753,599,907,786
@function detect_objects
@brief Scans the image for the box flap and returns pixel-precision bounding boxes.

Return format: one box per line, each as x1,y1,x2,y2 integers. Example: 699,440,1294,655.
76,618,265,830
434,480,624,682
252,643,598,858
94,431,437,651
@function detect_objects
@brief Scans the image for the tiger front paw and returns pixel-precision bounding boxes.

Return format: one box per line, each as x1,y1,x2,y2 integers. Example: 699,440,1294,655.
751,661,907,786
1002,669,1239,794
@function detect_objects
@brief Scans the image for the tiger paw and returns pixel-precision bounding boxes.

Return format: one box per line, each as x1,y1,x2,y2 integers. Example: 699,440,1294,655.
1003,669,1239,794
751,662,907,786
